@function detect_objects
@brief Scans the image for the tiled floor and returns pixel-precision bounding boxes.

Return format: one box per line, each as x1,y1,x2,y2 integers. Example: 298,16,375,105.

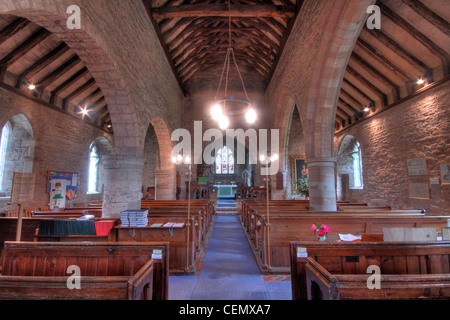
169,215,292,300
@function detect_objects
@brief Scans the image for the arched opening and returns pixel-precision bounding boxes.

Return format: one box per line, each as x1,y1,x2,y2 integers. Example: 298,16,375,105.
0,114,35,197
142,123,160,200
336,135,364,201
149,117,175,200
286,106,306,198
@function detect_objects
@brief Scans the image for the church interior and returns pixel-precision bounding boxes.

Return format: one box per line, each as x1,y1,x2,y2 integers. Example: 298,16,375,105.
0,0,449,302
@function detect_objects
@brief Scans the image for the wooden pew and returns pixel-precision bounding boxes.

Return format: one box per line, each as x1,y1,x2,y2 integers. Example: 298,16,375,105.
0,241,169,300
288,241,450,300
244,209,427,254
0,216,118,258
249,213,450,273
115,217,200,274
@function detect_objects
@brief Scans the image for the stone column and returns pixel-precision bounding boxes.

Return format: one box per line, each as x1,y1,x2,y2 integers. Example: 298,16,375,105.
155,168,176,200
102,154,145,218
307,157,337,211
270,170,288,200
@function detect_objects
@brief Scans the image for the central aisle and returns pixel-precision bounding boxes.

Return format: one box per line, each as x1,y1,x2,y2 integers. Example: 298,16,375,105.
169,215,291,300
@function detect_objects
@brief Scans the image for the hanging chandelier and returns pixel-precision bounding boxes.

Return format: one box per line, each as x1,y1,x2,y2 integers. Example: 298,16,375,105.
210,0,257,129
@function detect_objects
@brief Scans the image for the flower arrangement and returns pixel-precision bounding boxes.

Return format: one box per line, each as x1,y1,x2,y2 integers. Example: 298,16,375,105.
296,177,309,196
311,223,331,240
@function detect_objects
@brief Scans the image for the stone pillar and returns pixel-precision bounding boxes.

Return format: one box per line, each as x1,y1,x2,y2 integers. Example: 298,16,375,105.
307,158,337,211
155,168,176,200
102,155,145,218
270,170,288,200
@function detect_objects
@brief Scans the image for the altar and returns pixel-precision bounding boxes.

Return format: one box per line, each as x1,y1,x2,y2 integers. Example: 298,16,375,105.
214,185,237,198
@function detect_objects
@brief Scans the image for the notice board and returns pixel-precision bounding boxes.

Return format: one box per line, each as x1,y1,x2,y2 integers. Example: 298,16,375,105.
47,171,80,200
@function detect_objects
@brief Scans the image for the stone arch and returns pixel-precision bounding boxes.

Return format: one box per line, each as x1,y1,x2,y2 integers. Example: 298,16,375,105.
149,116,176,200
0,113,35,196
300,0,375,210
303,0,375,159
0,2,140,156
271,89,297,199
336,134,363,201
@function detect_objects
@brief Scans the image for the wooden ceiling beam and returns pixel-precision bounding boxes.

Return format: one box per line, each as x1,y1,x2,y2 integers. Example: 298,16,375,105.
62,78,96,109
345,65,388,106
0,18,31,45
337,99,358,116
151,4,296,19
16,42,70,88
49,66,89,104
35,55,81,90
379,2,450,72
340,89,363,112
0,28,51,79
400,0,450,38
362,28,429,74
350,52,400,100
342,78,375,105
355,38,410,82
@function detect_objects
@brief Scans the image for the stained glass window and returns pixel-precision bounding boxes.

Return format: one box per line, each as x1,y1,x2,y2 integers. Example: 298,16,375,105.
215,146,234,175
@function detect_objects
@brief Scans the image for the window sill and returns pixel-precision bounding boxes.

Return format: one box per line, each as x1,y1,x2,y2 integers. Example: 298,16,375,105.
87,191,102,195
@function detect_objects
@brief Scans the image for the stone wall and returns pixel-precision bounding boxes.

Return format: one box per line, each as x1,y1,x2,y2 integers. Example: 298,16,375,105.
334,79,450,214
0,85,112,212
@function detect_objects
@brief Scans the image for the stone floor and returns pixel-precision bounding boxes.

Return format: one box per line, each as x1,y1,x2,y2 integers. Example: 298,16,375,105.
169,215,292,300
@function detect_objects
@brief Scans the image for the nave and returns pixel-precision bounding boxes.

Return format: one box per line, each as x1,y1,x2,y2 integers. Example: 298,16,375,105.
169,214,291,300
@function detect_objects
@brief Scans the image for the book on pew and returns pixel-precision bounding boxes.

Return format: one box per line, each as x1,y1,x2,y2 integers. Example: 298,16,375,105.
120,209,148,227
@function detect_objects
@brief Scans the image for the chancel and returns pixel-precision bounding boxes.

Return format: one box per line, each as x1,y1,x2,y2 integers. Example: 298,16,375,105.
0,0,449,302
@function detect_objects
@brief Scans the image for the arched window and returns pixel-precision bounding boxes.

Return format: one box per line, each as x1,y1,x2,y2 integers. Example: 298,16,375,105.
351,142,363,189
0,122,11,191
88,143,99,193
215,146,234,174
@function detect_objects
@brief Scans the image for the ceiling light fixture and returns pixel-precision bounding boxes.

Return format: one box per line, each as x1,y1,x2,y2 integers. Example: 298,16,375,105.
28,84,36,90
417,76,425,85
210,0,257,128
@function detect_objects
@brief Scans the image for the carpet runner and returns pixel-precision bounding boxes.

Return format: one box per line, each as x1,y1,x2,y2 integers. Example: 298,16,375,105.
169,215,291,300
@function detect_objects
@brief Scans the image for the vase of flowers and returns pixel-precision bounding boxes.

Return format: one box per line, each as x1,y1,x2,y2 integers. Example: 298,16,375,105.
311,223,331,241
296,177,309,198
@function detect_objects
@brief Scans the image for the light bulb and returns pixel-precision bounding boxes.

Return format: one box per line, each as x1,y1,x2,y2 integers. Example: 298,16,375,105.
218,115,229,129
259,154,266,162
417,77,425,85
177,154,182,162
211,103,223,120
184,156,191,164
271,153,278,162
81,108,88,116
172,156,177,163
245,107,257,124
28,84,36,90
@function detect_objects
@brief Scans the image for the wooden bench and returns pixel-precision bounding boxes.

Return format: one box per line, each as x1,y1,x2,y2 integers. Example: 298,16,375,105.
0,217,118,258
0,241,169,300
249,213,450,273
115,216,201,274
288,241,450,300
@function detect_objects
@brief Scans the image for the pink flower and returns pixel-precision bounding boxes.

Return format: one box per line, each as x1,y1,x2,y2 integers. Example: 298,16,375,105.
310,224,317,232
317,229,325,236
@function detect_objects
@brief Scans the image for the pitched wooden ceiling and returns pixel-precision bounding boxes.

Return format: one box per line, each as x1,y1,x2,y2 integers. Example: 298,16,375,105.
143,0,301,92
0,15,111,132
144,0,449,131
335,0,450,131
0,1,448,135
